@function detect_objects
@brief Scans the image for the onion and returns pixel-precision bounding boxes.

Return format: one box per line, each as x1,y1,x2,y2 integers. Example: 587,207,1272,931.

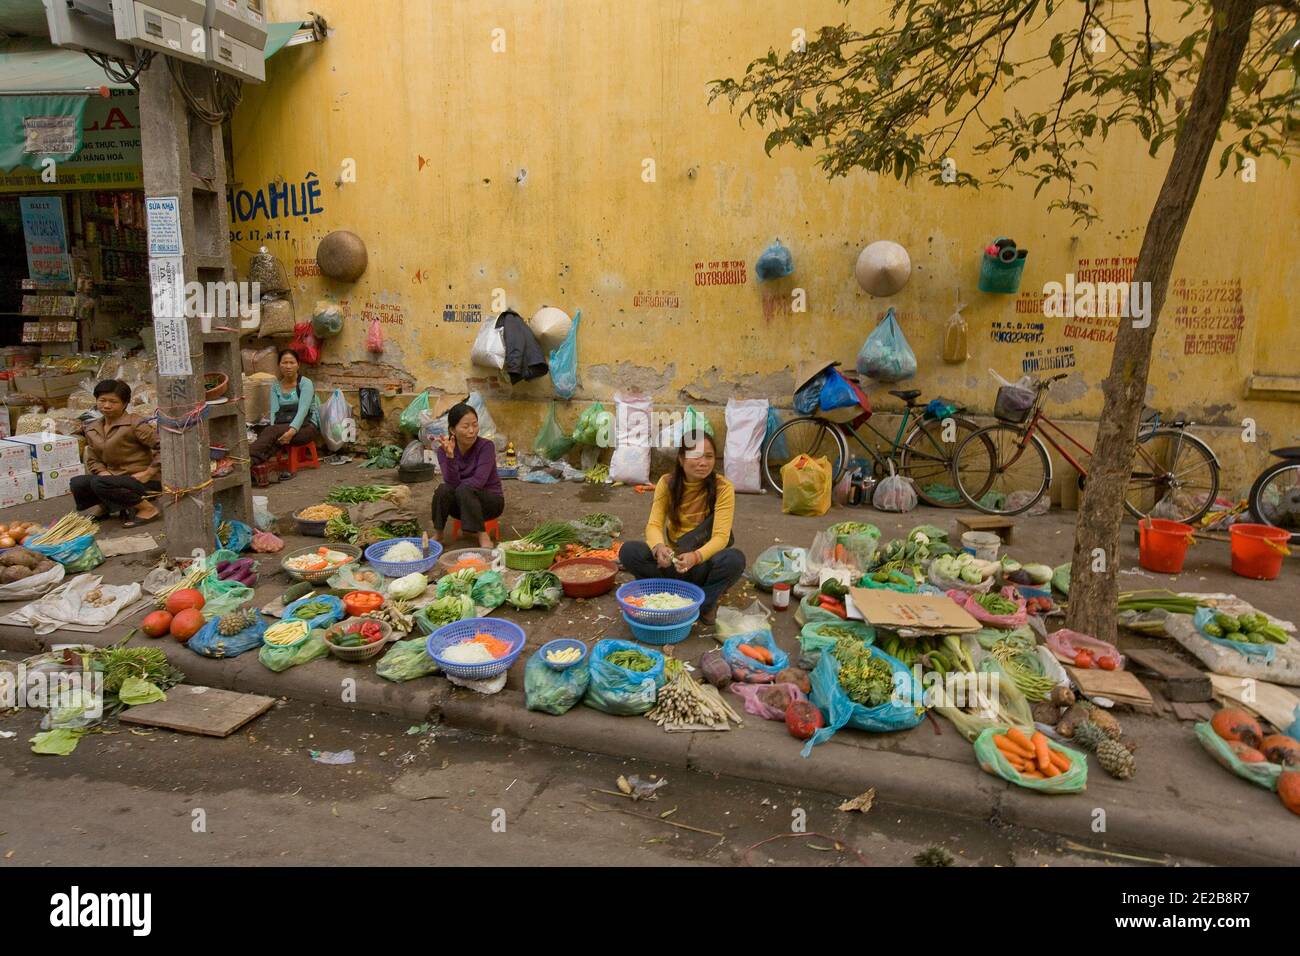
0,536,13,548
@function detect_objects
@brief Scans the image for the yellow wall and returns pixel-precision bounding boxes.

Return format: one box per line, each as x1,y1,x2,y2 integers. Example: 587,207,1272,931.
232,0,1299,496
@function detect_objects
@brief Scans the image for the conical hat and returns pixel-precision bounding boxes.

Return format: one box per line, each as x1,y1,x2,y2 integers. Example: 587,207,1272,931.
855,241,911,297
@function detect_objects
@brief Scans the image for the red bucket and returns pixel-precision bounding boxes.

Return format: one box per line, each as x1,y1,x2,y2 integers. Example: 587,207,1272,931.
1229,523,1291,580
1138,518,1195,574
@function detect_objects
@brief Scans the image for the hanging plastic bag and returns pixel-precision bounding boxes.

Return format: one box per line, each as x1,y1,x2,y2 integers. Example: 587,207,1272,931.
376,638,441,682
723,398,767,493
764,407,790,462
781,454,832,516
357,387,383,420
582,639,666,716
187,614,267,659
872,462,917,513
311,300,344,338
290,321,321,366
470,313,506,369
534,403,575,461
800,644,924,756
466,392,501,448
525,650,591,715
943,303,969,363
365,316,384,354
259,629,330,672
609,392,652,485
549,310,580,400
399,391,432,436
730,682,806,720
856,308,917,383
818,368,860,412
754,239,794,280
973,727,1088,794
320,388,353,452
722,630,790,683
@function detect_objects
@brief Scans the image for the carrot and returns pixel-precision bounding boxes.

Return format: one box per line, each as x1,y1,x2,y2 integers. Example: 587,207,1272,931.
998,731,1035,759
1049,749,1071,773
1042,761,1061,779
739,644,773,665
993,736,1023,759
1021,768,1046,779
1006,727,1035,751
1005,755,1031,772
1032,731,1052,773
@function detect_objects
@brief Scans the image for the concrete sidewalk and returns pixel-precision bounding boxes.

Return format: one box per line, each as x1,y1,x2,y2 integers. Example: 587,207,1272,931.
2,463,1296,866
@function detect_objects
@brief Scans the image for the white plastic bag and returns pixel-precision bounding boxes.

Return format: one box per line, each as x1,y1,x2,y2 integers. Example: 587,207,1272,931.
609,391,653,485
4,574,142,636
0,561,65,601
723,398,768,493
470,314,505,369
872,463,918,513
319,388,355,452
466,392,503,450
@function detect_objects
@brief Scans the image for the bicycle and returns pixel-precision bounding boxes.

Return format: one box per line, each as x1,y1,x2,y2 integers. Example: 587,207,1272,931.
1248,441,1300,542
950,372,1221,522
762,371,994,507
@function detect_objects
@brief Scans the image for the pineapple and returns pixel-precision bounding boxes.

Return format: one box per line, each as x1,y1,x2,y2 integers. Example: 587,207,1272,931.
1073,719,1137,780
1081,702,1122,740
217,608,257,636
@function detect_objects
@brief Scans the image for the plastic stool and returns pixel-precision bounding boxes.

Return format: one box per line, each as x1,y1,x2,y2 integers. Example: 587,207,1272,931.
275,441,321,474
450,517,501,542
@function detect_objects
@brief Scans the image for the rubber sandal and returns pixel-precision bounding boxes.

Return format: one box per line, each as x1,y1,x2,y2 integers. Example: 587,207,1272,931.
122,512,161,529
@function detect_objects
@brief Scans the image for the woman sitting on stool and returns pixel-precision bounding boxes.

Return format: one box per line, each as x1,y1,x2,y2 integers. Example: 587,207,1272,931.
430,402,503,549
619,430,746,626
249,349,320,478
71,380,161,527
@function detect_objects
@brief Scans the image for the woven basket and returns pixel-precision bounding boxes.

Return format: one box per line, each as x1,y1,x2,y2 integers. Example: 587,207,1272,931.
323,618,393,662
425,618,526,680
502,545,558,571
281,543,361,583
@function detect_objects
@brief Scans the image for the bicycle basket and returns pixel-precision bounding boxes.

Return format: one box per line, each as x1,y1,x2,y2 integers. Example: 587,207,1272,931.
994,384,1035,423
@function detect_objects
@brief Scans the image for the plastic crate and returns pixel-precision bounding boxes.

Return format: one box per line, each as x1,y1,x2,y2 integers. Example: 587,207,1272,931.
364,537,443,577
616,578,705,625
426,618,526,680
622,610,698,645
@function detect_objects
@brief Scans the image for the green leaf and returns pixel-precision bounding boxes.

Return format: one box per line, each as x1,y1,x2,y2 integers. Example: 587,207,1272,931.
1049,35,1066,68
1032,115,1047,135
764,130,782,156
1000,62,1014,77
1237,65,1258,97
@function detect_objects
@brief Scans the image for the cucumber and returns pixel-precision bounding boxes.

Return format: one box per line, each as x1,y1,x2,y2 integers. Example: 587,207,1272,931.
282,581,313,604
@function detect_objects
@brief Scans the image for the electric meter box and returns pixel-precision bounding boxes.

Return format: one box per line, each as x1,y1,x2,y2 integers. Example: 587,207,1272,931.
41,0,135,60
112,0,209,66
204,0,268,83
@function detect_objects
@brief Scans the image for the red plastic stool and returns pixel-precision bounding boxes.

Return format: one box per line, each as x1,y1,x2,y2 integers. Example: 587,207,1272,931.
450,517,501,542
275,441,321,474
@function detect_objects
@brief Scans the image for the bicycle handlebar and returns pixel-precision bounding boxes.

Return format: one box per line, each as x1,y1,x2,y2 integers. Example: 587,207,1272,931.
1039,373,1069,389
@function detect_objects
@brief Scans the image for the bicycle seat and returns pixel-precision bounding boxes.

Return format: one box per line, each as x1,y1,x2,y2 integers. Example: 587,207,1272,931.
889,389,923,404
1271,446,1300,460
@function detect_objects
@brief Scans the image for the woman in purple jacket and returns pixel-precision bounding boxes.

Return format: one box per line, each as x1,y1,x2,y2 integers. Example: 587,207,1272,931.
430,403,504,548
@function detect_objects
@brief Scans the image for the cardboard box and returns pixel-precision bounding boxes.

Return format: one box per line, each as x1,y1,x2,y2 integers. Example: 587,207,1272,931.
848,587,981,633
38,462,86,500
6,433,82,472
0,472,40,509
0,440,32,476
12,371,91,398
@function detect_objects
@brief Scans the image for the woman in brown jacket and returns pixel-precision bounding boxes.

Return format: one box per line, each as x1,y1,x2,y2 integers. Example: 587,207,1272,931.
71,380,162,527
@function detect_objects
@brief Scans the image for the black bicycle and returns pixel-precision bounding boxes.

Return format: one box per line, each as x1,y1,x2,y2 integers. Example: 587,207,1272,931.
1248,442,1300,542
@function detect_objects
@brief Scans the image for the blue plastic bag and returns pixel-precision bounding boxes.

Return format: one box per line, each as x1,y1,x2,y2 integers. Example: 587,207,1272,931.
722,630,790,681
525,649,591,715
549,310,580,400
582,639,665,715
213,503,253,554
794,370,828,414
283,594,345,631
755,240,794,280
801,643,924,756
28,533,99,568
856,308,917,383
764,407,790,460
187,613,266,659
818,368,860,411
1192,607,1276,662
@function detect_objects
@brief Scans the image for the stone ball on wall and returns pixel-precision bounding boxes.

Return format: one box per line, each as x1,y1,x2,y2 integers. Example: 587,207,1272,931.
854,240,911,297
316,230,368,282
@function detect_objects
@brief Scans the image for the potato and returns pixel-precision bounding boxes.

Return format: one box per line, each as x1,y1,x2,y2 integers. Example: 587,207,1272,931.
0,537,14,549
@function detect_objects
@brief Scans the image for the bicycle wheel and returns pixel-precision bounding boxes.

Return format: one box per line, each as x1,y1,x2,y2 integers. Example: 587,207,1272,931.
952,424,1052,515
762,416,848,494
1248,461,1300,541
1125,428,1220,523
899,416,993,508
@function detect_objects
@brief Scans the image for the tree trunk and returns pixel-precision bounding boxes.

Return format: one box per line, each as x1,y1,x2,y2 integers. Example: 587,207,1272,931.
1064,0,1257,643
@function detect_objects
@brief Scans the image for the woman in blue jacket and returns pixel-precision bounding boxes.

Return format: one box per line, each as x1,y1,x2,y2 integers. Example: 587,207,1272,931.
249,350,320,475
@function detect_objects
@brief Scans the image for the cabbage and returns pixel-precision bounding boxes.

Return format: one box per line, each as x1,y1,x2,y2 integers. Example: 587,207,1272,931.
388,572,429,601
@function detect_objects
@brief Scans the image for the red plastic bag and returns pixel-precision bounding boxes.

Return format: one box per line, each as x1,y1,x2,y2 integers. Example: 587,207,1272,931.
1046,628,1125,670
946,586,1028,628
786,699,825,740
366,318,384,354
291,321,321,365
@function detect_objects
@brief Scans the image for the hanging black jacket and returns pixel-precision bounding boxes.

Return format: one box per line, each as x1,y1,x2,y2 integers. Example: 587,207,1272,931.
496,309,549,383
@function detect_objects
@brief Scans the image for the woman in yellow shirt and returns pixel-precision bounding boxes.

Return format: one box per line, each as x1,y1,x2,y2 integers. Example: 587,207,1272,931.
619,431,745,625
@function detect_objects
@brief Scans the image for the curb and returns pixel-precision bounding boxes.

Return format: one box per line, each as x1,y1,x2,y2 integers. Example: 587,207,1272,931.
2,622,1292,866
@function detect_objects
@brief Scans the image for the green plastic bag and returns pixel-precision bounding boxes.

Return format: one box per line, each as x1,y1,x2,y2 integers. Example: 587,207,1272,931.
524,650,590,715
799,619,874,655
376,638,440,682
63,541,105,573
399,390,432,435
534,402,575,462
572,402,613,448
1194,721,1284,791
973,726,1088,793
259,630,330,672
1052,563,1071,595
795,591,844,627
199,576,254,619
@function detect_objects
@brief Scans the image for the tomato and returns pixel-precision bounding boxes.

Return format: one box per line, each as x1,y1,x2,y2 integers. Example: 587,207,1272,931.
1097,655,1119,671
1073,649,1094,668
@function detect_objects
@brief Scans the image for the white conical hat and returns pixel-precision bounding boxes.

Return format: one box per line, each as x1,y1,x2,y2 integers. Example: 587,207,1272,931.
855,241,911,297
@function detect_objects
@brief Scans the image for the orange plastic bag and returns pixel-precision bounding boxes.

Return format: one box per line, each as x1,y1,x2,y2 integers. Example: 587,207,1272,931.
781,454,833,517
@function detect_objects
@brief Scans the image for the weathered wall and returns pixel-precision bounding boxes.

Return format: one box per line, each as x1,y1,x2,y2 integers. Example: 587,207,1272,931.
232,0,1300,497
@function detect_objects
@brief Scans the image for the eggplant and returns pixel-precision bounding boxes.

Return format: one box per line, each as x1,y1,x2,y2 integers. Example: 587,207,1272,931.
216,560,231,573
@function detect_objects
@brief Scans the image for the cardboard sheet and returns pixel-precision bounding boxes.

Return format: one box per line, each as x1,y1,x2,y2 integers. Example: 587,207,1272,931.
848,587,980,632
